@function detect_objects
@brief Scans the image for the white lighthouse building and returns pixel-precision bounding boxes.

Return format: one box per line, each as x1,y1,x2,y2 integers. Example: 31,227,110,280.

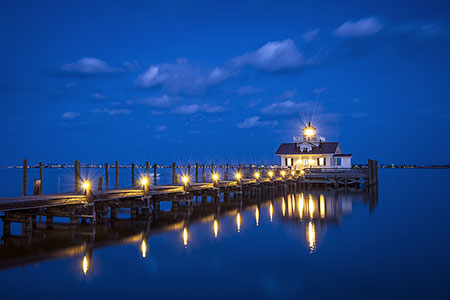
275,123,352,169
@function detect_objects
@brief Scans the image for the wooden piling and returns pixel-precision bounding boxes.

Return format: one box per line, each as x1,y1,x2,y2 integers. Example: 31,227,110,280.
33,180,42,195
187,164,191,178
146,162,150,179
195,163,199,183
172,162,176,184
225,163,229,180
22,159,27,196
98,177,103,190
115,161,119,189
131,163,135,187
74,160,81,192
211,163,214,175
39,161,43,195
202,164,206,182
153,163,157,185
105,163,109,189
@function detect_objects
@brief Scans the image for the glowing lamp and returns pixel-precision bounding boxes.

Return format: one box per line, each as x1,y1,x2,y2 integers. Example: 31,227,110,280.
82,181,90,190
212,173,219,181
268,171,273,178
281,170,286,177
141,177,148,186
182,176,189,184
254,172,260,179
291,171,295,176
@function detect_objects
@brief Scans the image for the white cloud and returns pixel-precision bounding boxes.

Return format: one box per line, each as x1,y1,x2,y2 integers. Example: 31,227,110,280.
91,108,132,116
334,17,382,37
237,116,278,129
231,39,310,71
61,111,80,120
62,57,117,74
302,29,320,42
128,95,174,107
261,100,309,116
156,125,167,132
171,104,226,115
313,87,327,95
93,92,105,99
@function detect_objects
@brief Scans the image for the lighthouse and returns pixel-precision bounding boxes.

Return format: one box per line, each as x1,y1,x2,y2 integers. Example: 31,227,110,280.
275,123,352,169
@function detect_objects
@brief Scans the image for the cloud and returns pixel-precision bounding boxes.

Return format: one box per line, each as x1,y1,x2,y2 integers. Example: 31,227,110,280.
277,89,299,100
397,20,444,38
135,39,315,95
156,125,167,132
135,58,229,95
302,29,320,42
237,116,278,129
188,129,200,135
231,39,311,72
128,94,175,107
334,17,382,37
246,98,263,109
171,104,226,115
91,108,132,116
61,111,80,120
61,57,118,75
261,100,309,116
93,92,105,99
313,87,327,95
237,85,263,96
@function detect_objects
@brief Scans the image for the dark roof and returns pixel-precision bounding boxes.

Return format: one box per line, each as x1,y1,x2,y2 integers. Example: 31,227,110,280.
275,142,339,155
333,154,352,157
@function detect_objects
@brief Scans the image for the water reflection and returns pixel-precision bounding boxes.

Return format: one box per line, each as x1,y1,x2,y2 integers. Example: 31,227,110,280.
0,186,378,275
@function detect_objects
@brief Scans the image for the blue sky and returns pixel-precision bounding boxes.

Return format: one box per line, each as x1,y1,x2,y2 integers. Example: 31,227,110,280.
1,0,450,166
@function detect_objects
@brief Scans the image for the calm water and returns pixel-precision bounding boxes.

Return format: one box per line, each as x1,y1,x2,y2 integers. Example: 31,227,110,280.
0,169,450,299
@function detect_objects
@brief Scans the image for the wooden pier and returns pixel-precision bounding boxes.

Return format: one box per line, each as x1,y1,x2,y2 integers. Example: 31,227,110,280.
0,159,378,233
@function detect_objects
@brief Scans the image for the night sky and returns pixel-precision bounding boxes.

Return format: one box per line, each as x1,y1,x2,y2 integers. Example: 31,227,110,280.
1,0,450,166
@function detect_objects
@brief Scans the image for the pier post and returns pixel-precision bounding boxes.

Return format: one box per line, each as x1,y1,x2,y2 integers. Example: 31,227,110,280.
115,161,119,189
98,177,103,190
202,164,206,182
187,164,191,178
131,163,135,187
146,162,150,179
75,160,81,192
172,162,176,184
46,215,53,229
225,163,229,180
153,163,157,185
105,163,109,189
33,180,42,195
39,161,43,194
22,159,27,196
211,163,214,176
195,163,199,183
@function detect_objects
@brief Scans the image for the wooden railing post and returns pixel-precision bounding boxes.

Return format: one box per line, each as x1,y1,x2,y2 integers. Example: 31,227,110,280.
105,163,109,189
131,163,135,187
202,164,206,182
172,162,176,184
22,159,27,196
39,161,43,195
153,163,157,185
98,177,103,190
225,163,229,180
195,163,199,183
146,162,150,179
33,179,42,195
187,164,191,178
115,161,119,189
74,160,80,192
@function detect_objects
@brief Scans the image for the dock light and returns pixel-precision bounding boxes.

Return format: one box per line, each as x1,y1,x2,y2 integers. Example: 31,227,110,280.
281,170,286,177
305,128,314,137
212,173,219,182
141,177,148,187
300,170,305,175
254,172,260,179
141,240,147,258
182,175,189,185
235,173,241,180
82,255,89,275
82,181,90,190
268,171,274,178
291,171,295,177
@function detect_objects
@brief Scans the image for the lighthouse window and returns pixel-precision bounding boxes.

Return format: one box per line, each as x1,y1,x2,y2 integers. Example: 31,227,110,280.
319,157,324,166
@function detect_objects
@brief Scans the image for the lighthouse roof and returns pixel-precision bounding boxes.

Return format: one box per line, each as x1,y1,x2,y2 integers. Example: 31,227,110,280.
275,142,339,155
